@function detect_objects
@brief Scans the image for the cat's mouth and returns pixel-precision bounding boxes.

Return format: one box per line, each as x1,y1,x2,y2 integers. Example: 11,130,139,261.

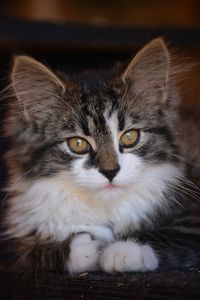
94,183,119,191
101,183,125,191
104,184,117,190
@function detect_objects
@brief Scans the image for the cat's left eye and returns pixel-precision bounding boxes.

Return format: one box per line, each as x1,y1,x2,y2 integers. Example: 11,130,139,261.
67,137,90,154
120,129,140,148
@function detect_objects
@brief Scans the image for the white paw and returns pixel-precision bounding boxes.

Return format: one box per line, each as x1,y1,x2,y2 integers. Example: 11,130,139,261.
100,241,158,273
66,233,104,274
73,224,114,243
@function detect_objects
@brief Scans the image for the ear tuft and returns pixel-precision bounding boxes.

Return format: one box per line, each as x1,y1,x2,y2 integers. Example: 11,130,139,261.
122,37,170,103
12,56,65,90
11,56,65,121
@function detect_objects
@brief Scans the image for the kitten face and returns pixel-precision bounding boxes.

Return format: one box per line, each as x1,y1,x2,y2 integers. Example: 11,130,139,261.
58,96,178,202
7,38,181,203
64,108,144,197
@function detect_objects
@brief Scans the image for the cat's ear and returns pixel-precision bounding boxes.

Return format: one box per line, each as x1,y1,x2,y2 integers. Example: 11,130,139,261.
122,38,170,103
11,56,65,121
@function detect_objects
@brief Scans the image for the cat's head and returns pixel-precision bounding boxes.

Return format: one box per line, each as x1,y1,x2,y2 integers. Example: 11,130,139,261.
7,38,182,201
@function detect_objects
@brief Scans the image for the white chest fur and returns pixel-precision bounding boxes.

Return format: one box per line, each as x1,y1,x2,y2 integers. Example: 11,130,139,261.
6,164,181,242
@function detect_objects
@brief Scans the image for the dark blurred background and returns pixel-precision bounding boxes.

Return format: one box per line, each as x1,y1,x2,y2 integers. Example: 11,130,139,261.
1,0,200,27
0,0,200,193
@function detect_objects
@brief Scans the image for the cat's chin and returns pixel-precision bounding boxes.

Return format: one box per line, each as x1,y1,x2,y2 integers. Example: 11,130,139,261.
92,183,127,201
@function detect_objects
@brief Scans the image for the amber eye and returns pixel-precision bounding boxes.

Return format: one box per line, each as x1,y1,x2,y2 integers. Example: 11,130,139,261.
120,129,140,148
67,137,90,154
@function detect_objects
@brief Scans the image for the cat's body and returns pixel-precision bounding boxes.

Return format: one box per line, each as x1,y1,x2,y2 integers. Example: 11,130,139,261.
2,38,200,274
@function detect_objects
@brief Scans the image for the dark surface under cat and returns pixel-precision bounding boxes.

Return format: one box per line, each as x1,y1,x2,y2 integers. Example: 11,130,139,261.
0,269,200,300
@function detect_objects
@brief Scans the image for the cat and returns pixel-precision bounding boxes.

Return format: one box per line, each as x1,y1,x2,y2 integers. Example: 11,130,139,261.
1,37,200,275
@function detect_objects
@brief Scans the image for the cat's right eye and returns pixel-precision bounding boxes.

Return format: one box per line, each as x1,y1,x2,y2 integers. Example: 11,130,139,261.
67,137,91,154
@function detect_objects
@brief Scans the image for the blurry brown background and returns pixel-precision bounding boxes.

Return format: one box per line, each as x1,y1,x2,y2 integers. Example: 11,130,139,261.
1,0,200,27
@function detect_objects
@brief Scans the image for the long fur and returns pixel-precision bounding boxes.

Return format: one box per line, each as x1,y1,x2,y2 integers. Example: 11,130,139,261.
1,37,200,275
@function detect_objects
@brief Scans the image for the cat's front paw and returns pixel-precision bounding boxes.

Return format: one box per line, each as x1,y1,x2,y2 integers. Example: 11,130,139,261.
66,233,104,273
100,241,158,273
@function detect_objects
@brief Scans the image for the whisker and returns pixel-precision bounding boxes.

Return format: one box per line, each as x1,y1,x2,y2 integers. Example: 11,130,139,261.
172,153,200,169
164,192,185,209
144,172,200,205
174,175,200,192
166,182,200,202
